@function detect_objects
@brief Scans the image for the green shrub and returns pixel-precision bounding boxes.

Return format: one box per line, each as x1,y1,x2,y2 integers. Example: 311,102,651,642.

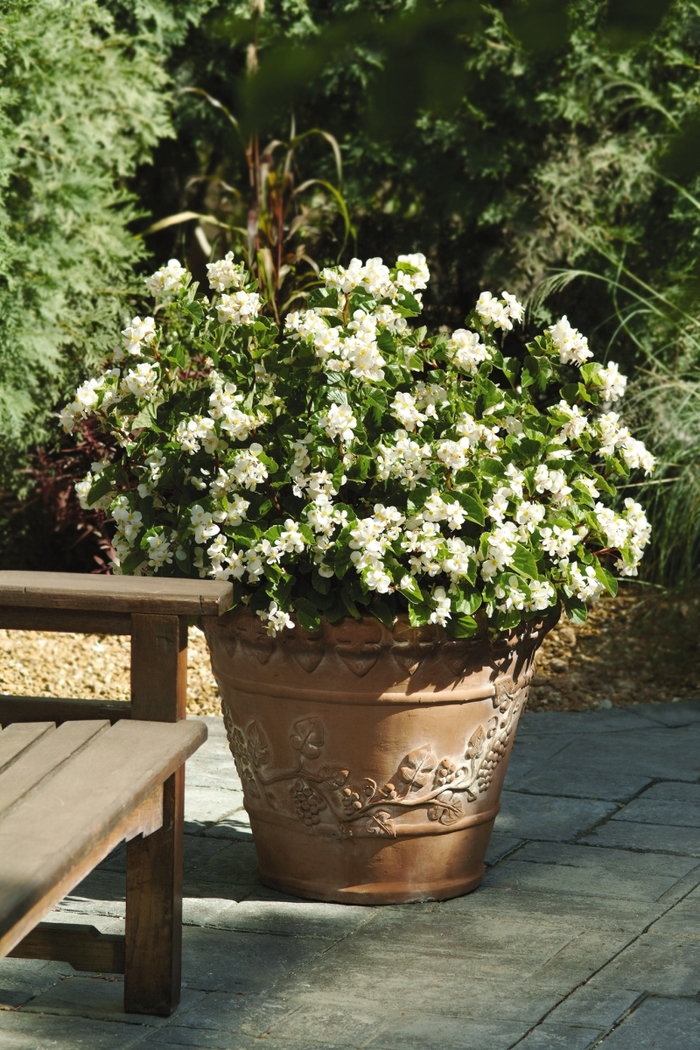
0,0,171,456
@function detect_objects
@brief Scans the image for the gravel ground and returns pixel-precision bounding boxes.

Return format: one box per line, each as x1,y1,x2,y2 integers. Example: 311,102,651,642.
0,625,221,717
0,583,695,715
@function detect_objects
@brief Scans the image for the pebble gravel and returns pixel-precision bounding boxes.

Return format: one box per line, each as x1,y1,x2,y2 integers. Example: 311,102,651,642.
0,582,692,715
0,624,221,716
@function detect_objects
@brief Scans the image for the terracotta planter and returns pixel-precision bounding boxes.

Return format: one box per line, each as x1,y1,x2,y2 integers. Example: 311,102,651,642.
204,610,554,905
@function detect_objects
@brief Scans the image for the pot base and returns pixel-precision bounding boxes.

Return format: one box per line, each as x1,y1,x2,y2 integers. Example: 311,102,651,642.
258,868,486,906
251,814,495,905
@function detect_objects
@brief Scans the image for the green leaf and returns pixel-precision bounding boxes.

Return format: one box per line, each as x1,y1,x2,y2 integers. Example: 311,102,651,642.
120,549,147,575
87,473,113,505
294,597,322,633
454,588,482,615
399,574,424,604
333,543,353,580
562,593,588,625
370,600,394,628
511,543,539,580
595,562,619,597
311,568,331,594
446,615,479,638
495,608,521,631
451,490,486,526
407,602,432,627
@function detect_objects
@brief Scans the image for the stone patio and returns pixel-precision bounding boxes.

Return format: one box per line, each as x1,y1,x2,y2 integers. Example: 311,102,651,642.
2,700,700,1049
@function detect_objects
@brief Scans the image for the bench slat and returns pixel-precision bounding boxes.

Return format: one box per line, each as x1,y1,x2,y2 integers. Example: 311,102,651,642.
0,722,54,774
0,572,232,616
0,718,206,945
0,720,109,818
0,696,131,727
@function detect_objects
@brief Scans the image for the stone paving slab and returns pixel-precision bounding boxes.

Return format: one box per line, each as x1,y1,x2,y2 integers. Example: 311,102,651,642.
580,819,700,855
594,995,700,1049
497,790,617,841
2,708,700,1049
483,840,700,900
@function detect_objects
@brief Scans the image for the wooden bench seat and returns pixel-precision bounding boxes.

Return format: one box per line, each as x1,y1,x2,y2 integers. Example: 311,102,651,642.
0,570,234,1016
0,718,206,1015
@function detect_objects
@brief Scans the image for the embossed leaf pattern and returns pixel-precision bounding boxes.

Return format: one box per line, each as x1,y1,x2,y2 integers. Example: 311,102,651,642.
399,744,438,790
427,790,463,825
247,720,270,767
367,810,396,837
290,717,325,759
465,725,486,760
242,769,261,798
317,766,349,789
222,684,523,836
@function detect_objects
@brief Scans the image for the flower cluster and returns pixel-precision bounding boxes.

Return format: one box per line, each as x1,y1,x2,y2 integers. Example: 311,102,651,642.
62,251,654,638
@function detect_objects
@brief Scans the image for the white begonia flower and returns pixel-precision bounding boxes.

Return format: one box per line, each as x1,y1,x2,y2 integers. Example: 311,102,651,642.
596,411,628,456
620,436,655,475
112,496,143,545
415,381,449,414
121,362,159,400
486,486,512,524
495,580,528,613
390,391,427,432
515,500,546,533
306,496,336,537
122,316,156,357
145,259,187,297
374,304,408,333
447,329,491,374
206,251,244,293
539,525,578,562
75,376,104,411
556,400,589,441
429,587,452,626
598,361,627,402
441,537,475,581
319,403,357,443
174,415,220,455
548,316,593,366
364,566,392,593
211,493,250,528
144,448,166,482
190,504,220,545
505,464,526,499
362,257,394,298
377,431,432,488
475,290,523,331
395,252,430,292
501,291,525,323
76,472,114,512
525,580,556,612
146,532,173,570
60,402,84,430
595,503,631,549
216,290,261,326
577,476,600,499
569,562,605,602
229,444,268,490
257,601,294,636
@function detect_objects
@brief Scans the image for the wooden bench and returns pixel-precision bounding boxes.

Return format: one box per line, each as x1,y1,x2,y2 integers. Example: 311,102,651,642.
0,571,233,1016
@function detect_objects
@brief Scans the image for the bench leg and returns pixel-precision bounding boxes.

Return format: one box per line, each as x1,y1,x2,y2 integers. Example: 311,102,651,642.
125,612,187,1016
124,768,184,1016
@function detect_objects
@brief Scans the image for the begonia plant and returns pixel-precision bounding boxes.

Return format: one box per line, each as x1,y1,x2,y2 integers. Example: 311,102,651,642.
62,253,653,637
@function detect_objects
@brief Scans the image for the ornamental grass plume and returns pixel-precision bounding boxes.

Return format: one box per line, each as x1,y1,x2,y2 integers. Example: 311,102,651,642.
63,253,653,637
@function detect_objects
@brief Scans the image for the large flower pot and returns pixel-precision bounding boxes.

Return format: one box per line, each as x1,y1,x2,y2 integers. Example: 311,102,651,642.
204,610,555,905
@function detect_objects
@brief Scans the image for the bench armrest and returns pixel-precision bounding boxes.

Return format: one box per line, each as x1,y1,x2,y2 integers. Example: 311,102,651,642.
0,571,232,617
